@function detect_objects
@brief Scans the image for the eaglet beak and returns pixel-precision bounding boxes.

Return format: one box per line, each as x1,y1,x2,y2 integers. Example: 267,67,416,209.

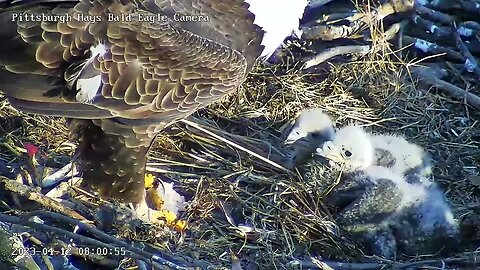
285,131,302,145
315,141,346,164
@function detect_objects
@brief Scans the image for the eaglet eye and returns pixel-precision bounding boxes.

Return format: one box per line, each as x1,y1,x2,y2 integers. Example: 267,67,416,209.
344,150,352,158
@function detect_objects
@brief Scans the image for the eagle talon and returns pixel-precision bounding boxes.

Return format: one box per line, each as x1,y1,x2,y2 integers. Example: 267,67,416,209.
136,174,187,231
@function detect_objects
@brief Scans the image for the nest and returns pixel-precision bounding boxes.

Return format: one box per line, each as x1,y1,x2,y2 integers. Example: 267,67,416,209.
1,0,480,269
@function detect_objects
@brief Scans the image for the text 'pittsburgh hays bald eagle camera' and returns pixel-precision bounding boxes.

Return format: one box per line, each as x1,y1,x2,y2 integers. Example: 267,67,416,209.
0,0,309,208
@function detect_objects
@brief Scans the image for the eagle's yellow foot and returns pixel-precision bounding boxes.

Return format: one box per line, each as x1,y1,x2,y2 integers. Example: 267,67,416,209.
144,173,156,189
135,174,187,231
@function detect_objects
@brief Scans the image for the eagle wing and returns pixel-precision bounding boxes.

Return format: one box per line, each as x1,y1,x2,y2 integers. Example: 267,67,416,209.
0,0,257,120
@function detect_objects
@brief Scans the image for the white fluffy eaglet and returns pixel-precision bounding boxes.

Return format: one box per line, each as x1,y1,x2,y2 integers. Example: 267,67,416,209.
316,125,432,181
285,108,335,145
284,108,335,168
331,166,459,258
369,133,432,184
245,0,309,58
316,125,374,171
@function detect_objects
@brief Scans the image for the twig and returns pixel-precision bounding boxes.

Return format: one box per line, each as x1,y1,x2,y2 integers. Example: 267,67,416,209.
45,177,82,199
0,176,87,221
0,222,40,270
452,25,480,80
414,4,453,25
302,18,367,41
136,260,149,270
411,14,451,41
410,65,480,110
418,0,472,13
302,45,370,69
377,0,415,20
179,119,289,172
383,21,408,41
462,21,480,32
53,239,120,267
403,35,464,62
458,23,480,37
0,212,194,270
302,0,414,41
289,253,479,270
40,254,54,270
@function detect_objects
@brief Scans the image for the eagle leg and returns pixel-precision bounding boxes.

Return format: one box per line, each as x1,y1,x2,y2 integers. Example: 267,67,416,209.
68,119,152,206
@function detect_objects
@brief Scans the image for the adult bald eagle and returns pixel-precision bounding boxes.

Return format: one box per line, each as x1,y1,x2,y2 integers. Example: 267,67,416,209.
0,0,308,206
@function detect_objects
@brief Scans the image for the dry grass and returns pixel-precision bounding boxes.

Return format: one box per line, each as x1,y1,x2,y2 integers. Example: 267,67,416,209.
1,11,480,270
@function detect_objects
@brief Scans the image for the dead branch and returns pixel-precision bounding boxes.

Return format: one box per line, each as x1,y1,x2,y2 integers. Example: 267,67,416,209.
403,35,464,62
0,176,87,221
0,212,195,270
302,18,367,41
383,20,408,40
288,253,479,270
0,222,40,270
452,26,480,79
419,0,478,14
302,0,414,41
407,15,480,56
462,21,480,32
412,14,451,41
305,12,359,25
414,4,453,25
302,45,370,69
377,0,415,20
411,65,480,110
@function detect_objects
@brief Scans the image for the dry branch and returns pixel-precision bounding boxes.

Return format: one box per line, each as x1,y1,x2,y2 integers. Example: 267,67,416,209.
302,18,367,41
377,0,414,19
302,0,414,41
302,45,370,69
414,4,453,25
462,21,480,32
411,65,480,110
408,15,480,56
0,176,87,221
0,223,40,270
403,35,464,62
0,212,195,270
383,21,408,40
289,253,480,270
412,14,451,41
452,26,480,79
